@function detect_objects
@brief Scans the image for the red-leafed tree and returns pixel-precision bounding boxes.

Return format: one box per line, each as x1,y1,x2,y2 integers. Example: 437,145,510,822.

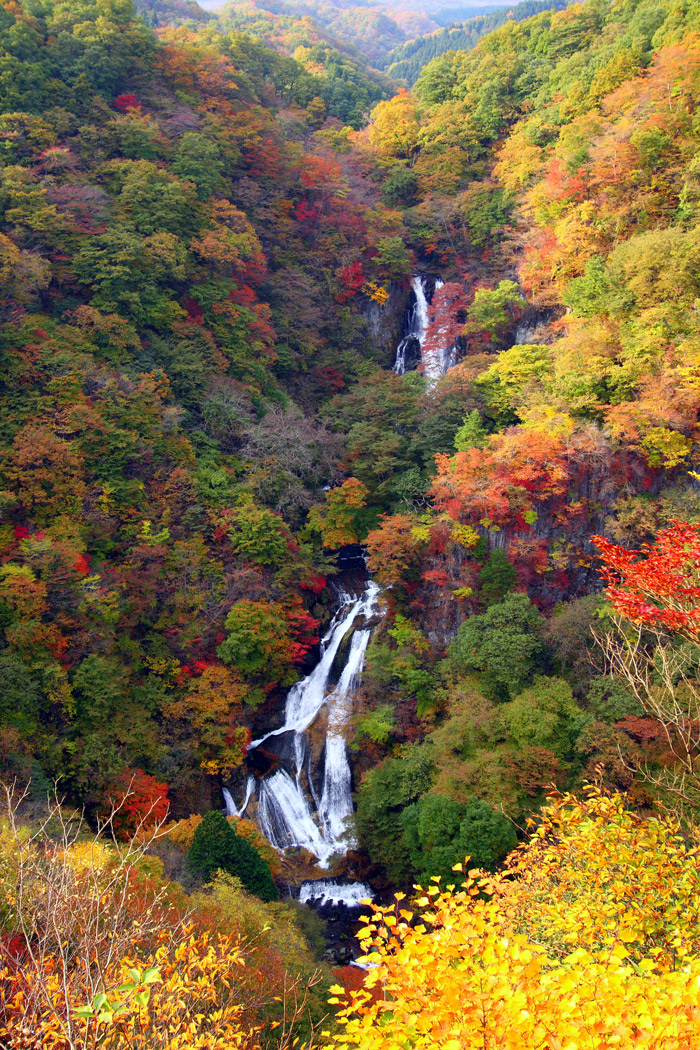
431,430,570,531
595,522,700,641
594,522,700,814
365,513,423,589
107,769,170,839
286,606,320,662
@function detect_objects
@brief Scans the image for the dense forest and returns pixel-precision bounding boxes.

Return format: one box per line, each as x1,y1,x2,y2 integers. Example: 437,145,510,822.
211,0,513,66
4,0,700,1044
382,0,572,83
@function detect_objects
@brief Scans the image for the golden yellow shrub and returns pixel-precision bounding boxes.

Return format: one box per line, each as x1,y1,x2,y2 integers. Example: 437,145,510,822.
325,789,700,1050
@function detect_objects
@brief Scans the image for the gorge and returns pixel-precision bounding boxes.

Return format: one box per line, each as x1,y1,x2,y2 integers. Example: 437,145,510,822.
226,276,459,896
4,0,700,1043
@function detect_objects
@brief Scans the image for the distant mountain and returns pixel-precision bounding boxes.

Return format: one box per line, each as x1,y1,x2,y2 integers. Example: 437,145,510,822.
382,0,574,80
211,0,515,64
136,0,214,24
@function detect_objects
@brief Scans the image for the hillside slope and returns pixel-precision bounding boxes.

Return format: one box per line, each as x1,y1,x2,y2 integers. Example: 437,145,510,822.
382,0,572,82
0,0,407,816
331,0,700,888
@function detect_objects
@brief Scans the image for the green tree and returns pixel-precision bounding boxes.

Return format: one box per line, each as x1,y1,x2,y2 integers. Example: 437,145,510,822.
449,591,547,700
227,501,291,567
464,280,526,343
456,183,513,247
366,614,436,715
381,165,419,207
586,676,644,724
110,159,196,236
172,132,224,200
500,676,587,759
454,409,488,452
355,745,434,884
188,810,279,902
371,235,412,280
476,343,552,425
478,548,517,605
401,793,517,883
217,600,296,698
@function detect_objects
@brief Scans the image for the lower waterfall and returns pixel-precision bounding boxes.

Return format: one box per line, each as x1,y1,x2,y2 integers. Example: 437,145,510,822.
299,880,372,909
229,581,380,870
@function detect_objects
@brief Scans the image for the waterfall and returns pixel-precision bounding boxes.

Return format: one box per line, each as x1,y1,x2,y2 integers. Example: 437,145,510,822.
318,623,373,844
257,769,333,864
223,779,254,818
393,275,453,386
393,275,430,375
222,787,237,817
233,581,380,869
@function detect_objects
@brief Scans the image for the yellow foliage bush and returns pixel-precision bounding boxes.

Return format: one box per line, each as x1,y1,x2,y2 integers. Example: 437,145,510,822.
0,926,259,1050
325,788,700,1049
164,812,203,850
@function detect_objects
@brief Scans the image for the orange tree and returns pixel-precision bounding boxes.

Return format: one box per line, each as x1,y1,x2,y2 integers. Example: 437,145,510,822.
325,787,700,1050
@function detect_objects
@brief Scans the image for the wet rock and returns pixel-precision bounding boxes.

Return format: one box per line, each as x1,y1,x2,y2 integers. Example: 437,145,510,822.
361,281,409,362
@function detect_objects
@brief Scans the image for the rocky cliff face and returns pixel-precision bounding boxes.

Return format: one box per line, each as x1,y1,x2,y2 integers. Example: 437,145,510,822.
361,282,411,363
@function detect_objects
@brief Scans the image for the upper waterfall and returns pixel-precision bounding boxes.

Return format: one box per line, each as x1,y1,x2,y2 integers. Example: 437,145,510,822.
393,275,430,376
393,275,451,386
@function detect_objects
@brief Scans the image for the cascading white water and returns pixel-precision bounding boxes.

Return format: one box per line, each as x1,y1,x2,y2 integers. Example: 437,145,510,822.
222,786,237,817
249,588,372,748
257,768,333,863
318,623,374,844
234,581,380,869
393,275,430,375
393,275,455,387
299,879,372,909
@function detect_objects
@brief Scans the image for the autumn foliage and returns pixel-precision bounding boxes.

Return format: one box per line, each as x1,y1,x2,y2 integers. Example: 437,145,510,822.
594,522,700,641
328,789,700,1049
107,769,170,839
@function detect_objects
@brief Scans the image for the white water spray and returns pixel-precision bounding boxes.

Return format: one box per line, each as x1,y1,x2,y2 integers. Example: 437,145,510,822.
299,879,372,908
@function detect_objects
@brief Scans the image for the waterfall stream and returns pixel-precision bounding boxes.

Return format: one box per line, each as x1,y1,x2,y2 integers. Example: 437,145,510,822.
392,274,449,384
228,582,380,871
393,275,430,375
225,277,455,884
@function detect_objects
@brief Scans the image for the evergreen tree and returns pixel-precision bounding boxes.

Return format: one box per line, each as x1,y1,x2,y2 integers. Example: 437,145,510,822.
188,811,279,902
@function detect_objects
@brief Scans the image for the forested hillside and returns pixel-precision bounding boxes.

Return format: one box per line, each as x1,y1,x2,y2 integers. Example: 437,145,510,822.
136,0,214,27
0,0,410,819
215,0,438,66
214,0,396,124
382,0,571,83
5,0,700,1044
344,0,700,883
212,0,514,67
